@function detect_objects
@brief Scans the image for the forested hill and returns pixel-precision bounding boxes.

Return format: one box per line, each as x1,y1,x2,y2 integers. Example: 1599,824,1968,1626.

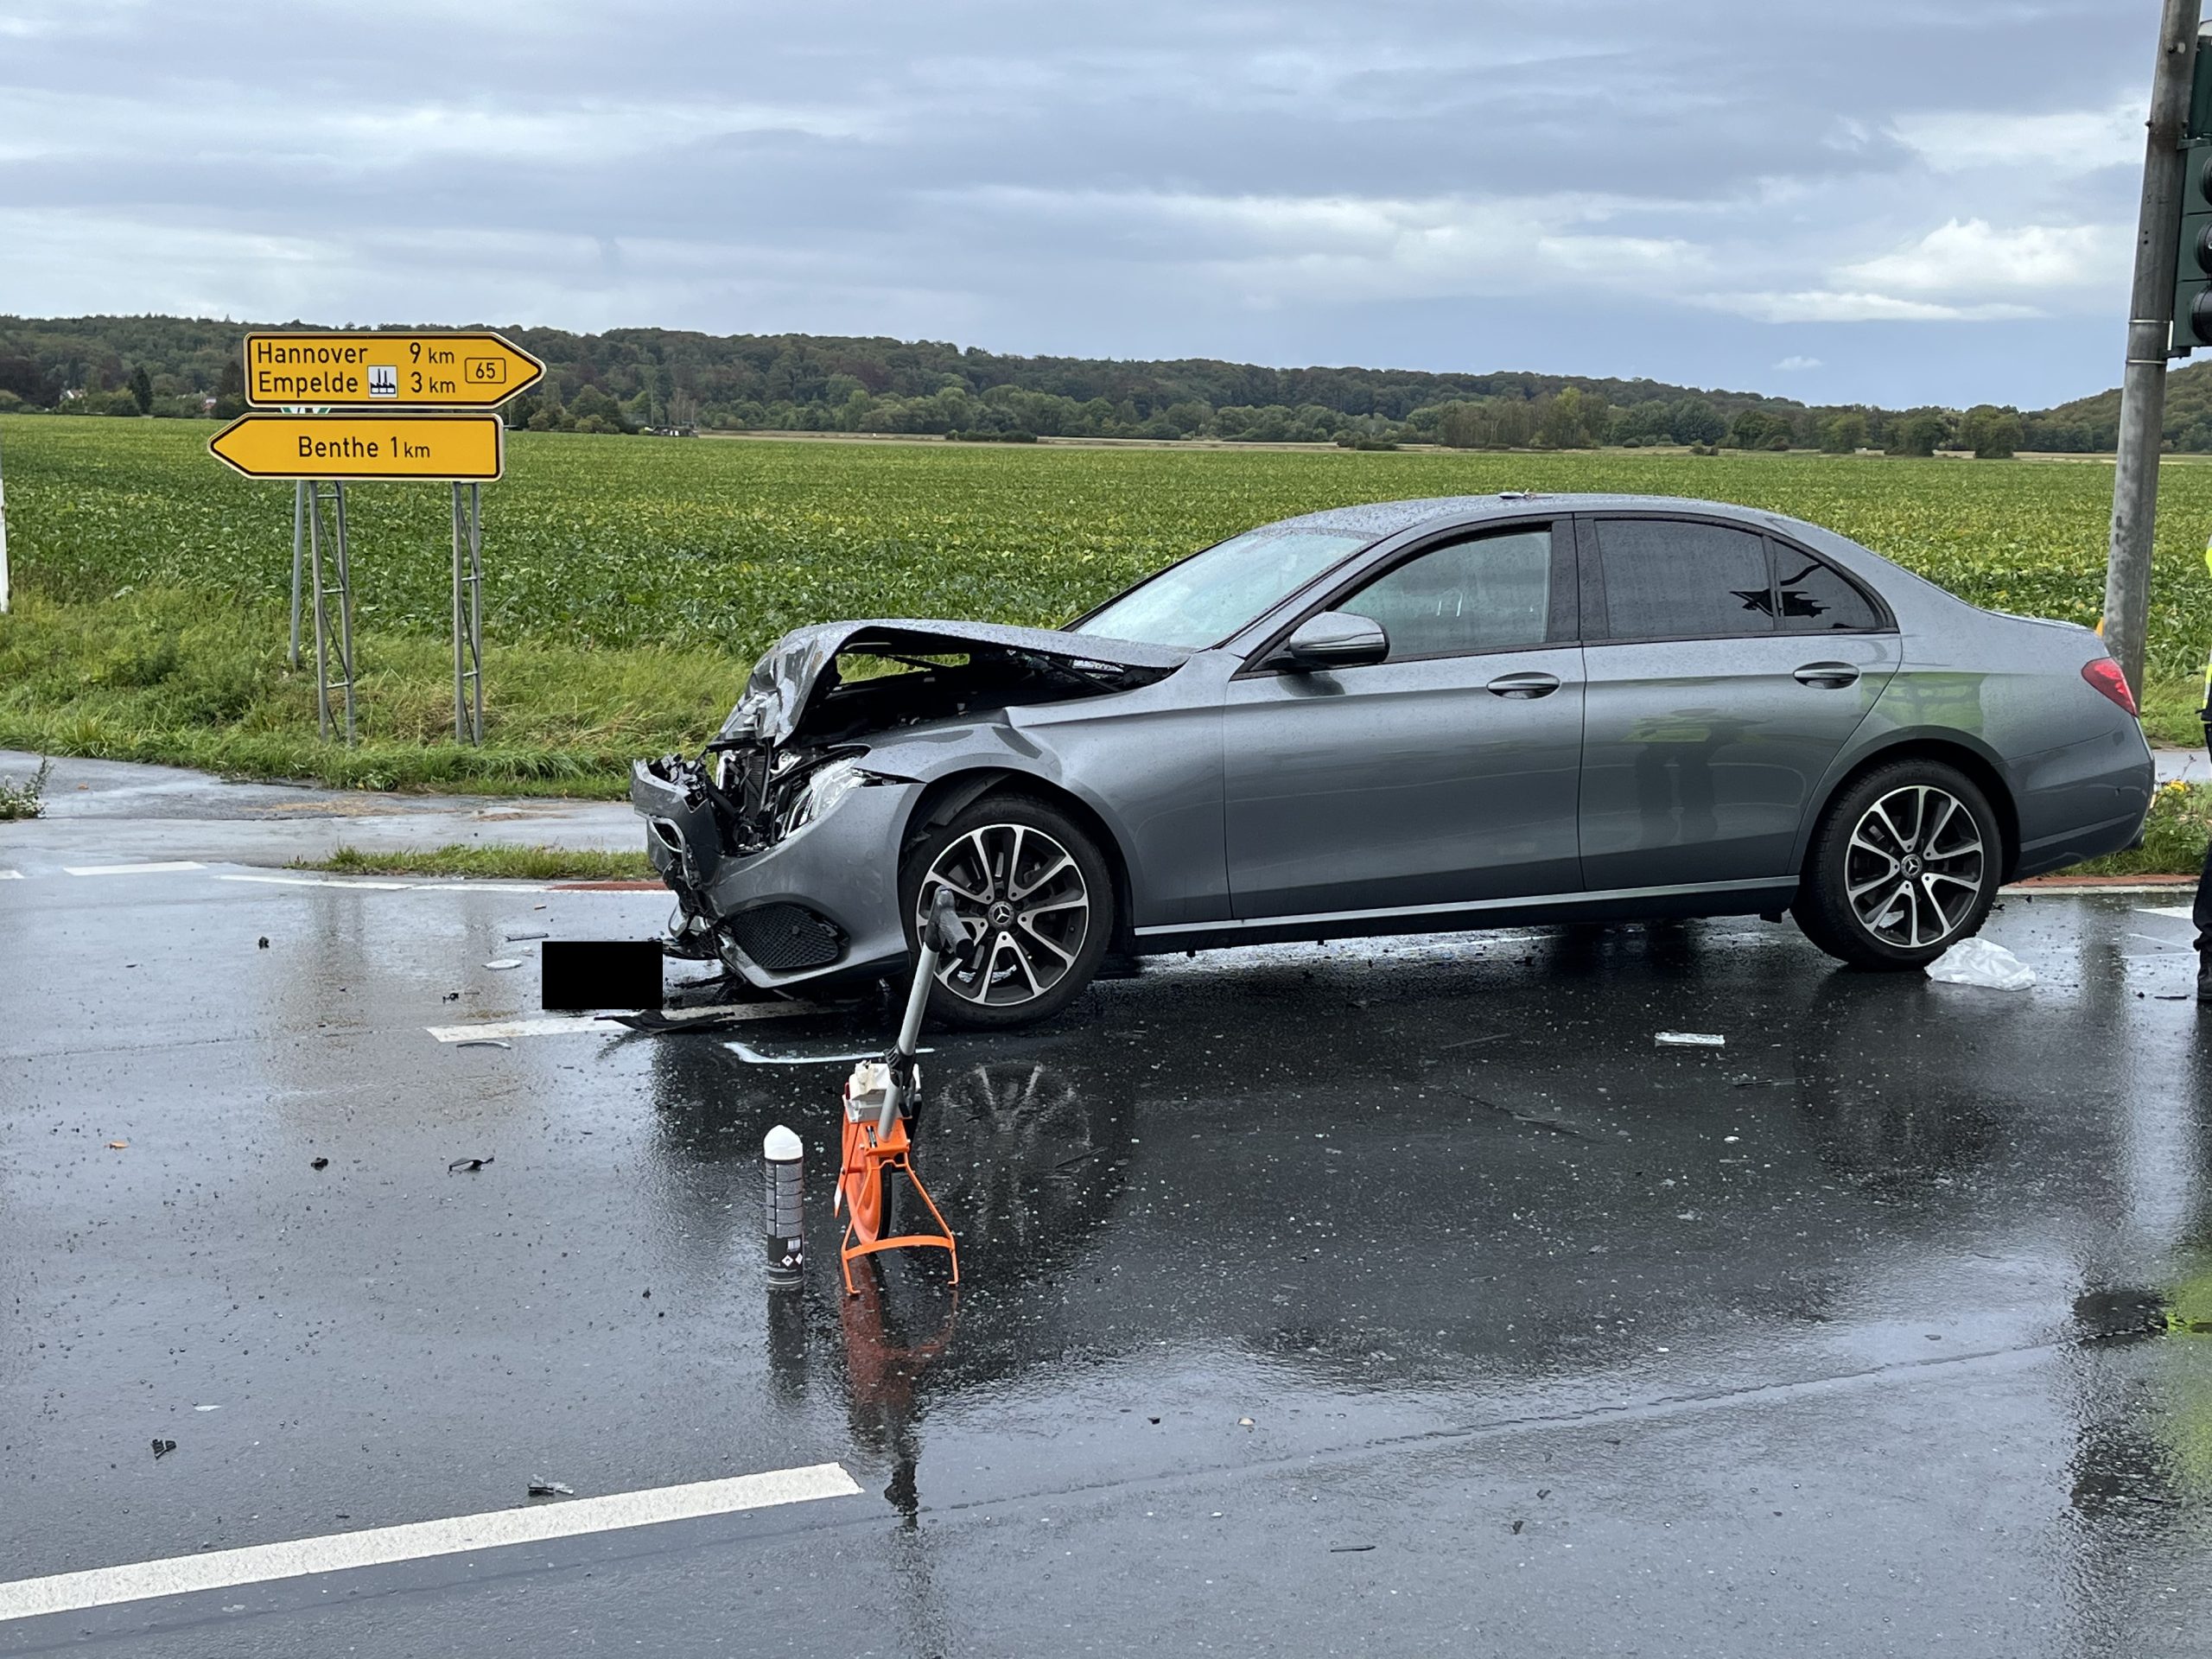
2029,357,2212,453
0,311,2125,452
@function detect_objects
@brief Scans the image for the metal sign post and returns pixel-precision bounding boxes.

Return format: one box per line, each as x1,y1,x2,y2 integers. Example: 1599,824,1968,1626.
288,480,305,667
304,481,355,744
2105,0,2203,698
451,483,484,745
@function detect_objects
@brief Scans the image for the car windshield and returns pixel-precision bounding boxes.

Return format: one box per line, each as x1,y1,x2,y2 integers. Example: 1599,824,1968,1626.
1071,527,1374,649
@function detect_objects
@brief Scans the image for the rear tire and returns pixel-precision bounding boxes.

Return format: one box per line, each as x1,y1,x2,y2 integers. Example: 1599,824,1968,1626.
900,794,1115,1030
1793,760,2002,969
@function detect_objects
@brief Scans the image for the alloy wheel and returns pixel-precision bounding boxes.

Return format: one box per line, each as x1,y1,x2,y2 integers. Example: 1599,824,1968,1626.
1845,785,1985,950
917,823,1092,1007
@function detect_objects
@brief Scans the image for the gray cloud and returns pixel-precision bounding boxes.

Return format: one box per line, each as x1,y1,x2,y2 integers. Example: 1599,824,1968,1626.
0,0,2161,404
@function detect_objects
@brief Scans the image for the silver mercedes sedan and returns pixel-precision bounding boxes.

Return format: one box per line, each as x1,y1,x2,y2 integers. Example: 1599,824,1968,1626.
632,493,2152,1028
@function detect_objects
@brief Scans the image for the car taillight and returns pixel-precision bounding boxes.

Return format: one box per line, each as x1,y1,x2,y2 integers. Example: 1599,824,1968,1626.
2082,658,2139,717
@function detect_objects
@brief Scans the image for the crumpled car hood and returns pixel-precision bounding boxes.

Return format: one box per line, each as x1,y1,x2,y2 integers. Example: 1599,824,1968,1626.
716,619,1190,746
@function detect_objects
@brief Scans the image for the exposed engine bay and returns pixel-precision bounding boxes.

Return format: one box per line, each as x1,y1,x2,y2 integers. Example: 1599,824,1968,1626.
640,620,1187,860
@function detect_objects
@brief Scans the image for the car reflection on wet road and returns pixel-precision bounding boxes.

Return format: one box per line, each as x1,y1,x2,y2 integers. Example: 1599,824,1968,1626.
3,863,2211,1656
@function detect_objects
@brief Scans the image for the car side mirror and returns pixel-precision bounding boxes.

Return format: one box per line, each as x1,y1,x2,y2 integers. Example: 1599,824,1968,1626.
1270,611,1389,671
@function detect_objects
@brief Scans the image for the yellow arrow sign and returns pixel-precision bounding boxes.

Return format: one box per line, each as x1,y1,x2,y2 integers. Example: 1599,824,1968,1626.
208,413,505,482
243,331,544,409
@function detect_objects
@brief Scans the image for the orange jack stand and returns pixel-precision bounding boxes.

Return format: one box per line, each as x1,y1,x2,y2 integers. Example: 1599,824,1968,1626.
837,1112,959,1296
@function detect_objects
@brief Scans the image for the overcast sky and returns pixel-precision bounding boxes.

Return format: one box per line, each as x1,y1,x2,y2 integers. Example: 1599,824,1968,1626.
0,0,2172,407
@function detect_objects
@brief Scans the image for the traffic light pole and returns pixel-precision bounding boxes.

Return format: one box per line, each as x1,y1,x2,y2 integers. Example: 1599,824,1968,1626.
2106,0,2202,701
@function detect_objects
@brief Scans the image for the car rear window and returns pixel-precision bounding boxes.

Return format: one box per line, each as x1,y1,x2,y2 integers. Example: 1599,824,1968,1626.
1594,518,1775,640
1774,548,1882,632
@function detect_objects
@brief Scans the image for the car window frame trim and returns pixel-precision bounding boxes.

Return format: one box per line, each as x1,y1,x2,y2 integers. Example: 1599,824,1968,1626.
1230,514,1577,678
1574,508,1896,649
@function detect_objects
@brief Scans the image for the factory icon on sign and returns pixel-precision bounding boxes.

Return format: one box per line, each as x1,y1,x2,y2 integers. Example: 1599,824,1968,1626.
367,365,397,398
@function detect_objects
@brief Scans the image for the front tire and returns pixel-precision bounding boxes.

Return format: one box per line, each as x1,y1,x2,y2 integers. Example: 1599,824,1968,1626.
900,795,1115,1030
1793,760,2001,969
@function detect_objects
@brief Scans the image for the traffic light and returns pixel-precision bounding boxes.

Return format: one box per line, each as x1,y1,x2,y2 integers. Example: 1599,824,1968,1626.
2174,142,2212,353
2174,33,2212,354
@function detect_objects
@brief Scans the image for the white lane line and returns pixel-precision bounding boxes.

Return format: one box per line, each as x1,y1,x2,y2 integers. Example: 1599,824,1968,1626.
2141,906,2196,920
63,861,205,876
730,1040,925,1065
218,873,551,893
429,1002,821,1043
2005,883,2194,897
0,1462,861,1624
414,881,556,893
220,873,415,891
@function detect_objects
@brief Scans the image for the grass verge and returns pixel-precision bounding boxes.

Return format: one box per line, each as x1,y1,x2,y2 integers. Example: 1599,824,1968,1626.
295,843,658,881
2137,680,2203,749
2066,781,2210,878
0,589,738,795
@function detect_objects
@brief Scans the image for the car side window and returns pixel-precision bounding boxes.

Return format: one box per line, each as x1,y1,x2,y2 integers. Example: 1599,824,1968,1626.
1338,528,1553,660
1593,518,1774,640
1773,544,1882,632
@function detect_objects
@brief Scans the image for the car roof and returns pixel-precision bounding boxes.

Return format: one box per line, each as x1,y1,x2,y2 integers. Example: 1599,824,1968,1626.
1263,493,1802,542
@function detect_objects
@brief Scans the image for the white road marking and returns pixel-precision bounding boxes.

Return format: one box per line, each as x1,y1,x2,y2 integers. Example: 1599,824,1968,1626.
2003,882,2193,897
63,861,204,876
220,873,415,891
0,1462,861,1624
429,1002,821,1043
0,869,20,880
2141,906,2196,920
413,881,556,893
729,1040,927,1065
217,873,550,893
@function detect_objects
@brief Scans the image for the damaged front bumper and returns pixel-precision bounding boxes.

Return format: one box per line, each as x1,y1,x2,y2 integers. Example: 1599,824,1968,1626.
632,615,1184,993
630,753,919,992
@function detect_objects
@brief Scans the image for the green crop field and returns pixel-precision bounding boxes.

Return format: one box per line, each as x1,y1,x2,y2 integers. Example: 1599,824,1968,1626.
2,415,2210,797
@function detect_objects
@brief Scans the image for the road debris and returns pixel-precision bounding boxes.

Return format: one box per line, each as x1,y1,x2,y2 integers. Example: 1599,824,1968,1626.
310,1156,329,1170
484,958,524,971
151,1439,175,1460
1655,1031,1726,1048
526,1480,575,1497
107,1140,128,1150
1329,1544,1376,1553
603,1007,747,1034
1926,937,2036,991
503,930,550,942
448,1156,494,1173
257,937,269,950
453,1037,512,1050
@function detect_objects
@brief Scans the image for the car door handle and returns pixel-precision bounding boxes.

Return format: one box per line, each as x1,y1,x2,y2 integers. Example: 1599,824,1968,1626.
1793,662,1860,689
1485,671,1560,699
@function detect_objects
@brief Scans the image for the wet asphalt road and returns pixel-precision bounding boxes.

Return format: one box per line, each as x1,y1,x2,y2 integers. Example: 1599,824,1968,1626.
5,792,2212,1653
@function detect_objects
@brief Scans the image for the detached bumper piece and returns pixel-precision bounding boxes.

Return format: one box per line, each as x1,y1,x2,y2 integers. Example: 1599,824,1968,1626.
728,903,847,972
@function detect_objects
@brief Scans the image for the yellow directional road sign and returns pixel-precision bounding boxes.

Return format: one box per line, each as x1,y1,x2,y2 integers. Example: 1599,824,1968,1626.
243,331,544,409
208,413,505,482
